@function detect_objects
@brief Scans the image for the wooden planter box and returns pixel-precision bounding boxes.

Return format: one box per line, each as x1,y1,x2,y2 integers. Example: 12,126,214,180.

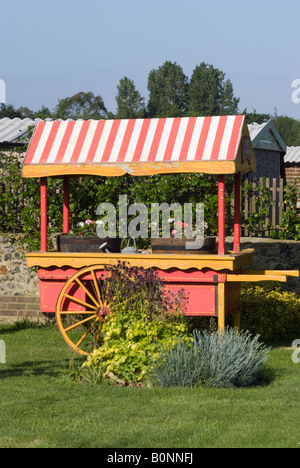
151,236,216,255
57,236,122,253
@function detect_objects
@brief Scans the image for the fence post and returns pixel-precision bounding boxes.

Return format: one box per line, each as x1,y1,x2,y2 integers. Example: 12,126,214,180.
242,177,285,238
265,178,271,236
278,178,284,226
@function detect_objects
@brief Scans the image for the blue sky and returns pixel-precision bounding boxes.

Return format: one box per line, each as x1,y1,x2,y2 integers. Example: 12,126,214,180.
1,0,300,119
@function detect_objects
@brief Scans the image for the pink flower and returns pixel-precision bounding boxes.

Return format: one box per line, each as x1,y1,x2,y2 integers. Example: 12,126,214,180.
85,219,94,225
172,229,178,235
176,221,189,228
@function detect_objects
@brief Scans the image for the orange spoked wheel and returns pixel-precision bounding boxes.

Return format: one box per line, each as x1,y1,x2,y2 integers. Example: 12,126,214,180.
56,264,146,356
55,265,113,356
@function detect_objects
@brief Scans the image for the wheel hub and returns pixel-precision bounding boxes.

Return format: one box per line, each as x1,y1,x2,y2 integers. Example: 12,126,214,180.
97,305,110,319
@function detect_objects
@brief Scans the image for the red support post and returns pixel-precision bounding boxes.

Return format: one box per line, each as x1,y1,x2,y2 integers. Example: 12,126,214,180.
234,173,241,253
40,177,47,252
63,176,70,234
218,175,225,255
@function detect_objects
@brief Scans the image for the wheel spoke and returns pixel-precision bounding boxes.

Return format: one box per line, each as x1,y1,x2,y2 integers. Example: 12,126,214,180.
63,294,98,311
64,314,97,332
75,277,100,308
76,319,99,347
59,310,97,315
91,269,102,305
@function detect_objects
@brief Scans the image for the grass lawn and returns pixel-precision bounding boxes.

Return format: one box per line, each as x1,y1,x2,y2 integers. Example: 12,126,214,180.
0,322,300,448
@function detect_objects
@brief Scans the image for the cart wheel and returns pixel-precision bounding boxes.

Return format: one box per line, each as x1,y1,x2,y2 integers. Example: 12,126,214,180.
56,265,112,356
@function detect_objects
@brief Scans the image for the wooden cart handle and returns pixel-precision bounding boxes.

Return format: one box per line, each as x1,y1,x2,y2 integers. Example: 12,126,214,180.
227,274,287,283
227,270,299,283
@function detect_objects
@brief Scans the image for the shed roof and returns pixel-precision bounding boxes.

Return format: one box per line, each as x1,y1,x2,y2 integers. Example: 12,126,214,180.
248,120,286,153
22,115,256,178
0,117,39,147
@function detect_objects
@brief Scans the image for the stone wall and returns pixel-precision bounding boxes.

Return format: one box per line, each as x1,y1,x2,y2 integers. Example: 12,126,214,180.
0,234,299,322
226,237,300,294
0,234,41,321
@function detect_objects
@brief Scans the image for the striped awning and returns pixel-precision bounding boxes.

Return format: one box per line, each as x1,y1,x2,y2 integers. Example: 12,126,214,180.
22,115,256,178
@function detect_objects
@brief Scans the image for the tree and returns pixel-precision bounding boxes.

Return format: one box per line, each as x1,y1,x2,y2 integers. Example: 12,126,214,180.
273,115,300,147
16,107,35,119
147,61,189,117
0,103,23,119
243,109,271,125
54,91,107,120
115,77,145,119
34,105,53,120
188,62,239,116
220,79,240,115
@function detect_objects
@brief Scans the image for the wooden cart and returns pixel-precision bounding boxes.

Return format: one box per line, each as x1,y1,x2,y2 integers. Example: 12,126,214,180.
22,115,299,355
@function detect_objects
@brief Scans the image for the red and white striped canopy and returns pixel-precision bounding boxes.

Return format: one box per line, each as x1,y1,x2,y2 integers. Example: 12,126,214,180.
22,116,256,178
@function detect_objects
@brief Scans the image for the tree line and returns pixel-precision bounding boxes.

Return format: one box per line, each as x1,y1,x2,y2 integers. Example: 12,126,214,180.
1,60,300,145
1,60,299,247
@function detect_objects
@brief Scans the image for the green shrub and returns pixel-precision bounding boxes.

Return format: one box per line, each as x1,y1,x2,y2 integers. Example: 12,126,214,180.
148,335,202,388
81,262,191,384
85,315,190,384
150,328,270,389
241,283,300,342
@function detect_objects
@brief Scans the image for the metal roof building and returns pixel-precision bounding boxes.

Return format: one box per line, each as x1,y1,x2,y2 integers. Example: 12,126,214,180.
0,117,41,148
284,146,300,164
284,147,300,209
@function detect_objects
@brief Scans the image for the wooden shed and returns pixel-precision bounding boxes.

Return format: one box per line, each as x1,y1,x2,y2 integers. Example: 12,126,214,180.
248,119,286,181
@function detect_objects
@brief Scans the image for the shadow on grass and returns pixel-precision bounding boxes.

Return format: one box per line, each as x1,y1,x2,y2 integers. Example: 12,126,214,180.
0,319,53,336
0,359,70,379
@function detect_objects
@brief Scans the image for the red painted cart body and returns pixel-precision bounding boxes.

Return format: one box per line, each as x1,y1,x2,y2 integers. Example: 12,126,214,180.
34,259,246,318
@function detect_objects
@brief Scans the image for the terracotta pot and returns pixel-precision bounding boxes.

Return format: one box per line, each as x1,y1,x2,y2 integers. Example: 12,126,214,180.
56,236,122,253
151,236,216,255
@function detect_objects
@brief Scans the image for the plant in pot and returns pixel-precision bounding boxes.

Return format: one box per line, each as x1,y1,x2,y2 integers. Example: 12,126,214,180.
151,219,216,255
57,219,122,253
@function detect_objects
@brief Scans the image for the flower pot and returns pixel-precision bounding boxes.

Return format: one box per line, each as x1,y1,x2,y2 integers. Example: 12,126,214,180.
57,235,122,253
151,236,216,255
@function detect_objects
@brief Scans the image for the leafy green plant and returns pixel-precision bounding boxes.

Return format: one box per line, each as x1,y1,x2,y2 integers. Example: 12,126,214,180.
0,150,63,250
150,328,270,389
82,262,191,385
242,177,300,240
242,178,274,234
278,181,300,240
241,282,300,342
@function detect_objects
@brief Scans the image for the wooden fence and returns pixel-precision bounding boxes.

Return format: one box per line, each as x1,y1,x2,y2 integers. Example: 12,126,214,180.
241,177,284,237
